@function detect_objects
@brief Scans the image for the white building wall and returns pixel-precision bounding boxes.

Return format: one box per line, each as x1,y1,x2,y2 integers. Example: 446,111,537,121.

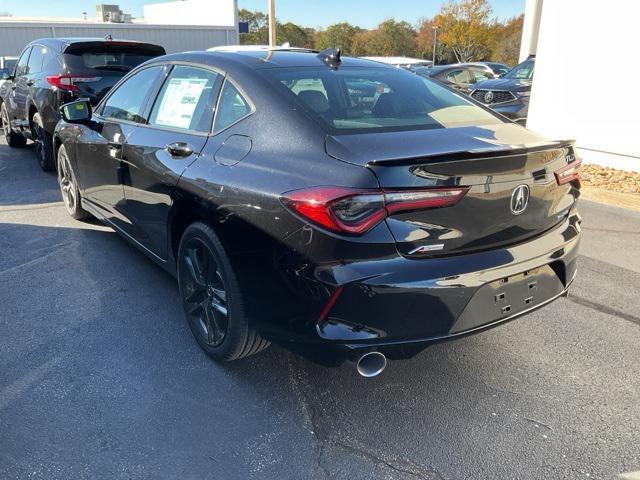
526,0,640,172
0,21,237,56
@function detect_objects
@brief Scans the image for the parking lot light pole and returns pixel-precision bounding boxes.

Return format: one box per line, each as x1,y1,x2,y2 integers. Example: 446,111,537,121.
268,0,277,47
432,25,439,65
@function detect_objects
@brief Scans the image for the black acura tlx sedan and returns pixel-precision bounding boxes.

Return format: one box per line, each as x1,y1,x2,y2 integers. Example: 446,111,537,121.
53,48,582,376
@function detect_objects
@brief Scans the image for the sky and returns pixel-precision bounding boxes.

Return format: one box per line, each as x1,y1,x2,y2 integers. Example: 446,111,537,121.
2,0,525,29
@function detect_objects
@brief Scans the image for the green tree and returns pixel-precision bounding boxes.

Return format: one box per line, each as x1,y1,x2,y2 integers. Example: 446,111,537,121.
238,9,269,45
438,0,495,62
277,22,314,48
353,20,416,56
315,22,362,54
376,19,417,56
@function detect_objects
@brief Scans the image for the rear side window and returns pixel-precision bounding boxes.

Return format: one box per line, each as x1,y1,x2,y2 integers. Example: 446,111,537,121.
63,44,164,73
445,69,471,84
149,65,221,132
101,66,162,122
214,81,251,131
264,66,498,134
471,69,493,82
27,45,45,74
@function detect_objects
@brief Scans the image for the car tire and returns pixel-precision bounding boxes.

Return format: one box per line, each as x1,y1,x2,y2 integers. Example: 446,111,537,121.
177,222,270,361
57,144,89,220
32,112,55,171
1,102,27,148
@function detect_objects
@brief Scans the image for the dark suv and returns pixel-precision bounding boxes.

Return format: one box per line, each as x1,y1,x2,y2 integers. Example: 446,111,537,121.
0,37,165,170
469,58,534,125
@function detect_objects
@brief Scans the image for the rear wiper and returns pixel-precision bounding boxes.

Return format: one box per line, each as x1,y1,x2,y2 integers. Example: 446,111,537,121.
90,65,132,72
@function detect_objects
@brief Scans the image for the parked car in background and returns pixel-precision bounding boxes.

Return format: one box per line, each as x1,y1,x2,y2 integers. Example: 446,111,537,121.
470,58,535,125
0,56,18,89
364,56,433,69
53,49,581,376
466,61,511,76
0,37,165,171
414,64,495,92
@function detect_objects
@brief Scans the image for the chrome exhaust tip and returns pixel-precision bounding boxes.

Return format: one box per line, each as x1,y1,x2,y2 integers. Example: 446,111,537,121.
356,351,387,378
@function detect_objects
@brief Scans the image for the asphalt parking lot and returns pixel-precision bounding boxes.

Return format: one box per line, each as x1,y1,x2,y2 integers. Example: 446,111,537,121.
1,137,639,480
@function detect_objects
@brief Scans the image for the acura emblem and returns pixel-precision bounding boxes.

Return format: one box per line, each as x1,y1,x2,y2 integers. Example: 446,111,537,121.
510,185,530,215
484,91,494,103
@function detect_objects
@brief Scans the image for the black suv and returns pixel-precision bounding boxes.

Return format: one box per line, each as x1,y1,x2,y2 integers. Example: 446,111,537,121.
469,58,534,125
0,37,165,170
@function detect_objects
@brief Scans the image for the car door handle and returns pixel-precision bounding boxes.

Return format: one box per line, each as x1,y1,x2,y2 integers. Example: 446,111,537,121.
166,142,193,158
26,80,35,87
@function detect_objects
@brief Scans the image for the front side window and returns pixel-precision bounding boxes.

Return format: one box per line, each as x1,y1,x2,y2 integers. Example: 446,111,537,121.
101,66,163,122
15,48,31,77
27,45,45,74
264,66,498,134
149,65,221,132
214,81,251,131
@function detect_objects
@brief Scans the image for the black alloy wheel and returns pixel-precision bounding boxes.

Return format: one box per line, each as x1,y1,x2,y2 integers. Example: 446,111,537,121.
177,222,269,361
1,102,26,148
57,145,89,220
32,112,55,171
181,237,229,347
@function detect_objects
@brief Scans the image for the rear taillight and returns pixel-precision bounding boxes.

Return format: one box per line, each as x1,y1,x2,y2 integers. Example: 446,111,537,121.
554,159,582,185
281,186,469,235
46,75,101,92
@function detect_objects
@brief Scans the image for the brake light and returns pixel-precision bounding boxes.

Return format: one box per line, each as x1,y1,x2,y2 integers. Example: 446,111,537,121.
554,159,582,185
46,75,100,92
281,186,469,235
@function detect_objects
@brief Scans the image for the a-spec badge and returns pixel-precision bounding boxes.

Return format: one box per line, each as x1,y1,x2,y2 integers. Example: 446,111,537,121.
408,244,445,255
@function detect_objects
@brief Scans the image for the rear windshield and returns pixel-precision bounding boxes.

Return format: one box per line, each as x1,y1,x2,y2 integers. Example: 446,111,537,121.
262,66,499,134
504,60,534,80
63,45,163,73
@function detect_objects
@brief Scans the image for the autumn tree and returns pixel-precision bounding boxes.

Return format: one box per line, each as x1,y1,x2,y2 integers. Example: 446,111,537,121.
315,22,362,54
491,15,523,65
415,16,456,63
438,0,494,62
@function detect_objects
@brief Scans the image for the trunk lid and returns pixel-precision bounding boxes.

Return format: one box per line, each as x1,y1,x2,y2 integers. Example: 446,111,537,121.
326,123,579,256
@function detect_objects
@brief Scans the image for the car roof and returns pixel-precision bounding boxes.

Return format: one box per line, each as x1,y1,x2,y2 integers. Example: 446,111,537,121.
153,49,391,70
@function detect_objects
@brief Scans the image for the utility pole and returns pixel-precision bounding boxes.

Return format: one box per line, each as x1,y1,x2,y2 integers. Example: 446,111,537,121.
268,0,276,47
432,25,439,65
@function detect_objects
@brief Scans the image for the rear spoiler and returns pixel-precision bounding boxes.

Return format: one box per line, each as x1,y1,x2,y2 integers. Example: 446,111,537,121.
368,139,576,167
63,41,166,56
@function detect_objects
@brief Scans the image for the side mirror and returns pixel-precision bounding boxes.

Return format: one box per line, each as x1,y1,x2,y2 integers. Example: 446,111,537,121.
61,99,92,123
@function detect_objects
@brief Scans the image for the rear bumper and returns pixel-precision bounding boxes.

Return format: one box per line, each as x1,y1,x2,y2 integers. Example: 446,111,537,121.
270,211,581,366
